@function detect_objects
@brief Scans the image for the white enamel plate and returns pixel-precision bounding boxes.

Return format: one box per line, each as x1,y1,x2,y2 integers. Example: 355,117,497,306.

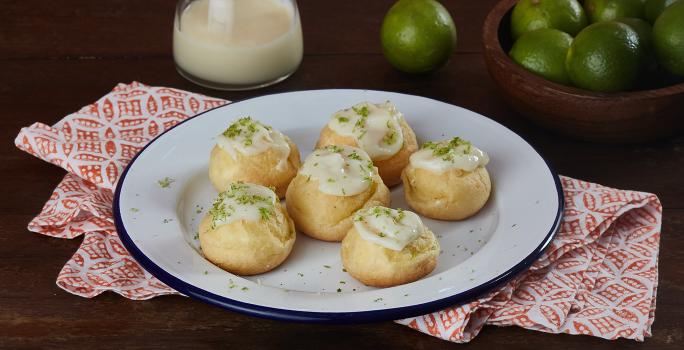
114,90,563,323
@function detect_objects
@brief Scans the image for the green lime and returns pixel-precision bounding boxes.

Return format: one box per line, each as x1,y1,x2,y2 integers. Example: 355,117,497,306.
616,17,653,50
653,1,684,75
644,0,679,23
566,21,645,91
380,0,457,73
510,0,587,40
617,17,657,73
584,0,645,23
509,29,574,84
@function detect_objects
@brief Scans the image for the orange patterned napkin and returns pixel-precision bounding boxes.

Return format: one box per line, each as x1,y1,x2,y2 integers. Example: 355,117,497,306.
15,82,661,342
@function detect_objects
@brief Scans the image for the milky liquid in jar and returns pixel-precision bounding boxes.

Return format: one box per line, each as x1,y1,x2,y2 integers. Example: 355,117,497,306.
173,0,303,90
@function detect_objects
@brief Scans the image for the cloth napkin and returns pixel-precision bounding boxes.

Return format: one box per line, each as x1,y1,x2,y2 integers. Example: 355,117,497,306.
15,82,662,342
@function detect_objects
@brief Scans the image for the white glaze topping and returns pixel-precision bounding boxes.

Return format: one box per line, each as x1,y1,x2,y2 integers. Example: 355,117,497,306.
327,101,404,160
208,182,277,229
353,206,425,251
216,117,290,169
410,137,489,173
299,145,375,196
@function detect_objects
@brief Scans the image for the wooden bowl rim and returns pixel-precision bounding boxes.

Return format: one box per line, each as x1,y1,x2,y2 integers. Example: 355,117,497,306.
482,0,684,100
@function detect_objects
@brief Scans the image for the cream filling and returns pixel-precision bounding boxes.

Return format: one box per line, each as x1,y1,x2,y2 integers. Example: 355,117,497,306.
353,206,425,251
208,182,277,229
216,117,291,170
299,145,375,196
327,101,404,161
410,138,489,173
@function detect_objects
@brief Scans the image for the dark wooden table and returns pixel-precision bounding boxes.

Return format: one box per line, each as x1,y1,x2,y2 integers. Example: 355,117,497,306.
1,0,682,348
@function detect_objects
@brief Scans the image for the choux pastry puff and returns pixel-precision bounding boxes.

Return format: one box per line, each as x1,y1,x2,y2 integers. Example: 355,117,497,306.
316,101,418,187
402,137,491,220
341,206,440,287
209,117,300,198
199,182,296,275
285,145,390,242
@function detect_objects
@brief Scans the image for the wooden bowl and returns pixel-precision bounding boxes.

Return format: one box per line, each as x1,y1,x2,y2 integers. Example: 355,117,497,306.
482,0,684,143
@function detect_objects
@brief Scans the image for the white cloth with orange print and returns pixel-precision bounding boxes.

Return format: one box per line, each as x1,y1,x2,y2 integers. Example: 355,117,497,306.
15,82,661,342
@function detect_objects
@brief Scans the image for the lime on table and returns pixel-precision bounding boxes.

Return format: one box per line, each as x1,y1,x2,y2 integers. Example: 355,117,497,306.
584,0,645,23
380,0,457,74
644,0,679,23
566,21,645,92
509,29,573,85
510,0,587,40
653,1,684,75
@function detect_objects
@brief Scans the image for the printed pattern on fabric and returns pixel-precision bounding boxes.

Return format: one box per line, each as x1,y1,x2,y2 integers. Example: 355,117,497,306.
15,82,661,341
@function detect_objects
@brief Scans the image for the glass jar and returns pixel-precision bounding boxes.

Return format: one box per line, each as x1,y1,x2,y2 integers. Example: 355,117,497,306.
173,0,303,90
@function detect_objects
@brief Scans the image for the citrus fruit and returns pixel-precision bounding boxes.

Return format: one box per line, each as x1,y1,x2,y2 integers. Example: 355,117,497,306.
616,17,653,50
509,29,574,84
644,0,679,23
380,0,457,73
617,17,658,72
510,0,587,40
653,0,684,75
566,21,645,91
584,0,645,23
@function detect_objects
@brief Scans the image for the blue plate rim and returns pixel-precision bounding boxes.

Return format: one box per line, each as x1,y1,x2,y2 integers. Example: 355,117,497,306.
112,89,564,324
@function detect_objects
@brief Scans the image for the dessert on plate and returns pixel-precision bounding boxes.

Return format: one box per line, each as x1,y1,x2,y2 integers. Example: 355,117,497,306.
209,117,300,198
199,182,296,275
285,144,390,242
341,206,440,287
402,137,491,220
316,101,418,187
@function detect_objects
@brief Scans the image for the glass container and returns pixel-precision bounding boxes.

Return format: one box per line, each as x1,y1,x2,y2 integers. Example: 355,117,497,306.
173,0,303,90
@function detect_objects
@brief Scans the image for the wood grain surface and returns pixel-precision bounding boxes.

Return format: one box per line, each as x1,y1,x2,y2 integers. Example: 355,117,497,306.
1,0,682,348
